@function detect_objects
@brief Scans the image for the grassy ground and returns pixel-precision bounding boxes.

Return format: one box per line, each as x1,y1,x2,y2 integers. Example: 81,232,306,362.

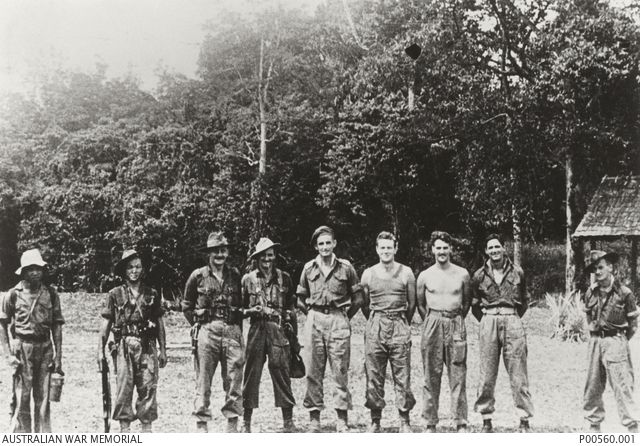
0,292,638,433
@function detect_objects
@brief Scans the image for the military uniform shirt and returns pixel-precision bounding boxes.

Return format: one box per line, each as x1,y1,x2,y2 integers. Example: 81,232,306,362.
182,264,243,312
296,256,361,308
100,284,163,327
242,269,295,310
0,282,65,339
584,279,639,332
472,258,527,313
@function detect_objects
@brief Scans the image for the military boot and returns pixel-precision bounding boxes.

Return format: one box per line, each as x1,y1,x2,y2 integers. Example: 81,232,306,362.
519,419,531,433
119,420,131,433
196,421,208,433
141,422,152,433
282,407,296,433
368,409,382,433
425,425,436,433
481,419,493,433
398,411,411,433
225,417,239,433
628,423,638,433
589,424,601,433
336,409,349,433
242,409,252,433
309,410,321,433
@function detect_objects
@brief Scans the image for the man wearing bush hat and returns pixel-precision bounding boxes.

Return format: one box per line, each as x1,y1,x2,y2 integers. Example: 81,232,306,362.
297,225,363,432
0,248,64,432
241,237,298,433
97,249,167,433
182,232,245,433
582,250,639,433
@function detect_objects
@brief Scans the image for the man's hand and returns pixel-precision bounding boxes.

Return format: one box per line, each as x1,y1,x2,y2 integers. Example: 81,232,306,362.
244,306,263,316
158,350,167,368
7,355,20,373
97,350,105,372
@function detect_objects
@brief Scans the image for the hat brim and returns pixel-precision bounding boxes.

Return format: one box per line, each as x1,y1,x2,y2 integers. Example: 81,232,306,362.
199,243,233,252
249,243,280,260
15,261,47,275
585,252,619,274
115,252,142,276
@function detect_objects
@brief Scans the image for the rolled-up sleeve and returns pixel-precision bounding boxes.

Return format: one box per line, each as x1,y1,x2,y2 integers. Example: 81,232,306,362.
182,271,198,313
296,269,309,298
0,291,15,321
346,264,362,295
100,290,115,320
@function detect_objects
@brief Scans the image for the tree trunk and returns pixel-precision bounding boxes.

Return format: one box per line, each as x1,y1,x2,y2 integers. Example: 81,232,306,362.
631,238,638,294
512,204,522,268
565,153,575,296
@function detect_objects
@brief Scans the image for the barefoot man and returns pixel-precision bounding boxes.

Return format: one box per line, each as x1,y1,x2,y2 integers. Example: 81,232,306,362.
417,231,470,433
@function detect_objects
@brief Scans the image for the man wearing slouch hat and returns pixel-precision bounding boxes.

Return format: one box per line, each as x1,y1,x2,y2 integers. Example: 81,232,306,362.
582,250,638,433
182,232,245,433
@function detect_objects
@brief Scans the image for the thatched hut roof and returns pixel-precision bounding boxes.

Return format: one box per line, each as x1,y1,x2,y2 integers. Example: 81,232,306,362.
573,175,640,238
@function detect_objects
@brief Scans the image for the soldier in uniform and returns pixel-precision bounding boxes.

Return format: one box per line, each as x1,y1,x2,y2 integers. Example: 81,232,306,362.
360,231,416,433
416,231,470,433
471,234,533,433
297,225,362,432
241,237,297,433
97,249,167,433
582,250,639,433
182,232,245,433
0,249,64,432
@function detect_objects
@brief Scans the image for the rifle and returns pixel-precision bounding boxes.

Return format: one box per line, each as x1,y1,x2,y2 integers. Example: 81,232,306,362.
101,342,115,433
190,323,200,377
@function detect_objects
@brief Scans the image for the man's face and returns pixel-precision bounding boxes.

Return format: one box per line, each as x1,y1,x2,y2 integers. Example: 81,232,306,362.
315,234,336,258
594,259,613,284
208,246,229,268
432,239,451,264
258,248,276,272
376,238,397,264
23,265,43,285
485,238,505,264
125,257,143,283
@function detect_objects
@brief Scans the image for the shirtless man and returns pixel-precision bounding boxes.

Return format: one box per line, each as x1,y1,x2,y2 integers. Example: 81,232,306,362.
416,231,471,433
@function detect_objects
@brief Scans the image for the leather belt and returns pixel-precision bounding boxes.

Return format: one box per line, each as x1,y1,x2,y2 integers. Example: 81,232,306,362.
16,333,50,343
592,329,624,338
482,307,517,315
428,308,460,318
310,305,342,314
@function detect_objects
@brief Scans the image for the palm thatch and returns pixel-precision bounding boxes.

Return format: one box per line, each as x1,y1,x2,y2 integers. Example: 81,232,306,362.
573,176,640,238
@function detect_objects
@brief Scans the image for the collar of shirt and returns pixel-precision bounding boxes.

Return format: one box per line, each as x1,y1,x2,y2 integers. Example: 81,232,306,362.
256,268,278,285
314,254,337,273
483,257,514,280
595,277,621,296
206,264,233,283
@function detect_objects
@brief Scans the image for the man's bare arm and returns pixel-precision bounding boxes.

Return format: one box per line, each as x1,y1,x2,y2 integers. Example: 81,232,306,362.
406,270,417,323
416,272,427,320
359,268,371,320
461,270,471,318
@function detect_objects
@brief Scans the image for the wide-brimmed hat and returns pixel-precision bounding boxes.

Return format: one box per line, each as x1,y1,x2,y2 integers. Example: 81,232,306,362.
199,232,232,252
310,225,334,245
115,249,141,276
249,237,280,260
585,250,619,273
15,249,47,275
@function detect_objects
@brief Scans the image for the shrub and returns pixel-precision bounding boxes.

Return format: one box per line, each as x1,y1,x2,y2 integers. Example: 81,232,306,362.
545,291,587,342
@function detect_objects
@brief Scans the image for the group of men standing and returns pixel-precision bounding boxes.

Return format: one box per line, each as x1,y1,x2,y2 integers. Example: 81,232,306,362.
0,225,637,433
